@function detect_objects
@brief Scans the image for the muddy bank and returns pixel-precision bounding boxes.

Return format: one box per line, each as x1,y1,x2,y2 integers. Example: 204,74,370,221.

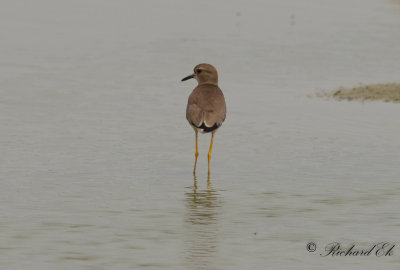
316,83,400,103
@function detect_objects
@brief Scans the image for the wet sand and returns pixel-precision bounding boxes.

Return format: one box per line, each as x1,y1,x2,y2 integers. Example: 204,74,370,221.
316,83,400,103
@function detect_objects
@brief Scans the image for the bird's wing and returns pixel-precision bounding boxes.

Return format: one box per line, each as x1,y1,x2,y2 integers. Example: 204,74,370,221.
186,102,204,127
186,84,226,128
203,86,226,128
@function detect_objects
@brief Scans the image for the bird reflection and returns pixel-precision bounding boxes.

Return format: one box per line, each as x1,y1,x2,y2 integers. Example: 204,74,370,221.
183,175,223,269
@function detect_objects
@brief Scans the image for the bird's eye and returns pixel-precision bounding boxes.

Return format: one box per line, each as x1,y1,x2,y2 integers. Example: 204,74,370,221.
197,69,202,74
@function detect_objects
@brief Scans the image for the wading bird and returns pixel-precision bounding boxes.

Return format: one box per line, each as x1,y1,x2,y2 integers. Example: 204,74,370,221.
181,63,226,175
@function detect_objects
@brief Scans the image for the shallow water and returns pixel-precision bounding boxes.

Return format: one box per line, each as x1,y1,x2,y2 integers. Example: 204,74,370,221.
1,0,400,269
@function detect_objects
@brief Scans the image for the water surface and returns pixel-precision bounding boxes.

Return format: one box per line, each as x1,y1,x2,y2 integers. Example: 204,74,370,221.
1,0,400,269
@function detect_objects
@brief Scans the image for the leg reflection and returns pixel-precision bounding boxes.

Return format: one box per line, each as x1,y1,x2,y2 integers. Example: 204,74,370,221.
183,174,223,269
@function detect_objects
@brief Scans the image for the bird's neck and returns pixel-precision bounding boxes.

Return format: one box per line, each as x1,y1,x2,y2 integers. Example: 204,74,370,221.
198,81,218,86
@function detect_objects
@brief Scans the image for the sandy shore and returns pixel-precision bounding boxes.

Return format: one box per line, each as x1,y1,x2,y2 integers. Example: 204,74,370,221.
316,83,400,103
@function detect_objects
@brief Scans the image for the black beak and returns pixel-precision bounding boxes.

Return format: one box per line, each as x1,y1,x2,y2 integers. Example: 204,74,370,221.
181,74,195,81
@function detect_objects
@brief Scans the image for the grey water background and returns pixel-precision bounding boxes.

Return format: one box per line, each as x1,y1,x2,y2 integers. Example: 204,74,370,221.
1,0,400,269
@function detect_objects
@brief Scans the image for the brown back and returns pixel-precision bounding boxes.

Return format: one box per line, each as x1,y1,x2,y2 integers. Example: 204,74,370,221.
186,83,226,129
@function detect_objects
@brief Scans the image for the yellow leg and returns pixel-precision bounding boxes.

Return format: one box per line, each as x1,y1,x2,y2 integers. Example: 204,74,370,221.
207,131,215,175
193,131,199,175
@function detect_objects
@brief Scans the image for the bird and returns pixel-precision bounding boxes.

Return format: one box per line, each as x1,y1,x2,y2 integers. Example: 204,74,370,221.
181,63,226,175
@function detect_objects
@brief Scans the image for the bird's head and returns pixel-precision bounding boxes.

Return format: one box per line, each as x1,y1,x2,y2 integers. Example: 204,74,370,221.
181,63,218,85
